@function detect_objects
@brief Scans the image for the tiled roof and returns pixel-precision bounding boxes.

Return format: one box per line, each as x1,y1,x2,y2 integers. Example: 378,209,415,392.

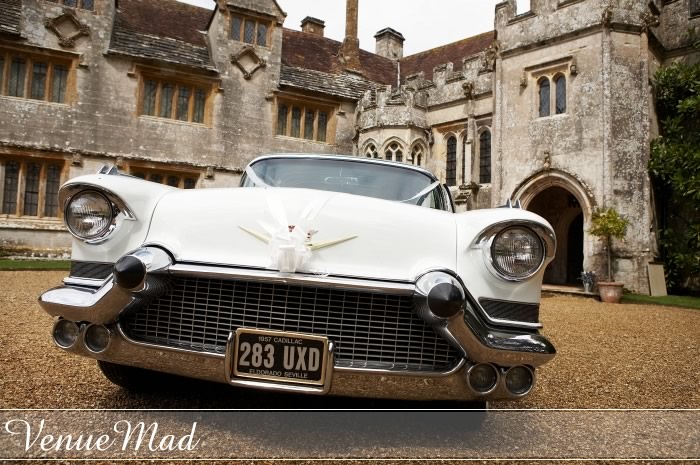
280,65,383,100
400,31,495,81
109,0,216,70
282,28,397,87
0,0,22,37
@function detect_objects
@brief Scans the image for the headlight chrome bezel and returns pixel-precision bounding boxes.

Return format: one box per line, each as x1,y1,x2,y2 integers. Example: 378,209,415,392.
477,221,555,283
61,185,136,244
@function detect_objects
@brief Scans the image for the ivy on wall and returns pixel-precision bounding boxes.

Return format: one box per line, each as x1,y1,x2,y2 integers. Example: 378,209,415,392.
649,59,700,292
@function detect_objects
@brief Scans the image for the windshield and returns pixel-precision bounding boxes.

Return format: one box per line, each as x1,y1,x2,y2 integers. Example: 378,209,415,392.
241,157,447,210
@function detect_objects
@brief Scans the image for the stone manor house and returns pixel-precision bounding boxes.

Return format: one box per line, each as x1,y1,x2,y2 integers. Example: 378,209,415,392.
0,0,698,293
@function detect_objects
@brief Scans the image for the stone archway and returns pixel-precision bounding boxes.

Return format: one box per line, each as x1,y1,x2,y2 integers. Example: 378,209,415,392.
512,170,595,286
528,187,584,285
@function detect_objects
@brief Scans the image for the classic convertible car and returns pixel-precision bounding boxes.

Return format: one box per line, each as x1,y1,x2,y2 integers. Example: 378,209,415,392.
39,154,556,402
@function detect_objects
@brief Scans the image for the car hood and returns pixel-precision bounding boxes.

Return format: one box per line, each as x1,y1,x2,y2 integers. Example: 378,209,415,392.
146,187,457,282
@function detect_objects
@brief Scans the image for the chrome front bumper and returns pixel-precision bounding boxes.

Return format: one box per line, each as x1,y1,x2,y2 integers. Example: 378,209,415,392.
39,248,556,401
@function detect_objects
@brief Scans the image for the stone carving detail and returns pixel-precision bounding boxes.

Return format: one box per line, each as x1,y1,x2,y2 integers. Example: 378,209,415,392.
481,41,500,71
640,10,660,32
230,47,267,80
462,81,475,99
71,153,83,166
520,72,528,88
543,151,552,170
602,6,613,29
45,10,90,48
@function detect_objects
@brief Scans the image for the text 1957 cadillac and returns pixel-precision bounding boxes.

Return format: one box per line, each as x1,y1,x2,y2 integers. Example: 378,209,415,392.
39,154,556,402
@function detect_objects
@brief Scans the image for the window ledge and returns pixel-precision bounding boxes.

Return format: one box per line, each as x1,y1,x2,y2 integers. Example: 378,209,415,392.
0,95,69,107
274,135,334,146
535,113,569,121
0,216,66,231
138,115,210,128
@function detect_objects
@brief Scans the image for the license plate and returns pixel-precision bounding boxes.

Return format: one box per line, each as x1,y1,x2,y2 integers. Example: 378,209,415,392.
232,329,329,386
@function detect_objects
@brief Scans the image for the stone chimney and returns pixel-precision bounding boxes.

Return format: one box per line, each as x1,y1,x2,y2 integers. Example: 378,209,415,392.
339,0,361,71
374,28,404,60
301,16,325,36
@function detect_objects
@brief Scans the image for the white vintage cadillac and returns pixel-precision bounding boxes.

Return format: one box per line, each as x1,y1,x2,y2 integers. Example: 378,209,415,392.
40,154,556,403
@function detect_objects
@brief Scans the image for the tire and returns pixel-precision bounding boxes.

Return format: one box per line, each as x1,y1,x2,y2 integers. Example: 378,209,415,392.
97,360,168,391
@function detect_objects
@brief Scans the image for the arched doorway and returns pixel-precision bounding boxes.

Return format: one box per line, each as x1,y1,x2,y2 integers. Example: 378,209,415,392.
527,186,584,285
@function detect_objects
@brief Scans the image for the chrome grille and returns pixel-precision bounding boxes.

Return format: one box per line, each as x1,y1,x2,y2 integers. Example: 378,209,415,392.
124,276,459,371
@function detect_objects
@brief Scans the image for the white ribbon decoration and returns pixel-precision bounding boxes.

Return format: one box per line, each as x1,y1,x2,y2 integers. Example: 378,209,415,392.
258,192,333,273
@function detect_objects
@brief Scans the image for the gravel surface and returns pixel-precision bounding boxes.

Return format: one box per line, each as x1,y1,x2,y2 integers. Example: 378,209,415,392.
0,271,698,463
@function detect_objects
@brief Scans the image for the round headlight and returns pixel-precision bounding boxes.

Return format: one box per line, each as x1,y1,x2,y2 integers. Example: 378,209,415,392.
491,227,545,281
66,191,114,240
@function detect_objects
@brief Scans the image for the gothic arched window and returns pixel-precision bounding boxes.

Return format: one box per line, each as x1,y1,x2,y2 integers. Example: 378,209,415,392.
385,142,403,162
411,145,424,166
479,130,492,184
446,136,457,186
555,75,566,114
364,143,378,158
538,77,550,117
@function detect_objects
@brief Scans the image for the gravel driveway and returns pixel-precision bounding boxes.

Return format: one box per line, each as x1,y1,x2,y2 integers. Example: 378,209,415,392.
1,270,698,462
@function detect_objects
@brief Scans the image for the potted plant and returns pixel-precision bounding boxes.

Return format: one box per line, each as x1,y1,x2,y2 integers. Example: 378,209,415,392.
589,207,629,303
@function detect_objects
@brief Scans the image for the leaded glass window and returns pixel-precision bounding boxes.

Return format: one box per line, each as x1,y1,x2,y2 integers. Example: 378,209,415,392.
231,16,270,47
276,99,333,142
176,86,190,121
446,136,457,186
411,145,424,166
52,65,68,103
257,24,268,47
159,83,174,118
365,144,378,158
8,58,26,97
244,20,256,44
44,165,61,217
539,78,550,117
479,130,492,184
193,89,206,124
304,109,314,140
0,52,70,103
81,0,94,10
291,107,302,138
23,163,41,216
317,112,328,142
143,80,157,116
231,17,242,41
30,63,47,100
277,104,288,135
2,161,19,215
129,168,199,189
384,142,404,162
141,77,208,124
555,75,566,114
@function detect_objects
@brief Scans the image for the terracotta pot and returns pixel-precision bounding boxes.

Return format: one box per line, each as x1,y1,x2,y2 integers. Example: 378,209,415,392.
598,282,624,303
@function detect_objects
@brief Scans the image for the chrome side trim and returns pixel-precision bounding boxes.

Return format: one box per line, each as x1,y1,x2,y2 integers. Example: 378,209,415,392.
40,282,135,325
434,305,555,367
63,276,110,288
168,264,416,295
